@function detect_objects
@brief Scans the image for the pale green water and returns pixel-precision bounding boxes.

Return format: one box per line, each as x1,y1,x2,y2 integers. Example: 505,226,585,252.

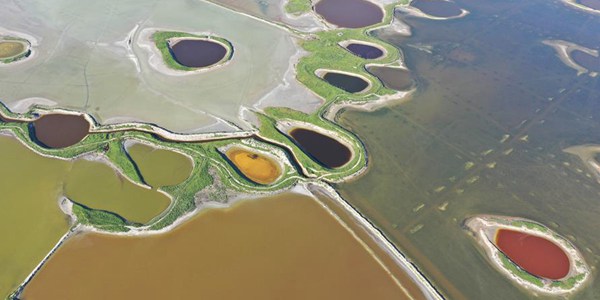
127,143,193,188
64,159,171,224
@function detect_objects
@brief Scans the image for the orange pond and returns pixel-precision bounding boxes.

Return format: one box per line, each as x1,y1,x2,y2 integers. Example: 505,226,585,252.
225,148,281,185
495,229,570,280
22,193,412,300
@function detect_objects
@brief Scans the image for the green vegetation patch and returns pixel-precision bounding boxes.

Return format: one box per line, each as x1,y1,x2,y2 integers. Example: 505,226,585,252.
511,220,548,232
295,4,403,112
72,202,132,232
499,252,544,287
285,0,312,16
550,273,586,289
152,31,233,71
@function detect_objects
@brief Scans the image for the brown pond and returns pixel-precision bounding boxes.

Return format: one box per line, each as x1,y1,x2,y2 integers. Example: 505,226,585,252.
322,72,369,93
225,147,281,185
344,43,384,59
22,193,410,300
31,114,90,148
289,128,351,168
410,0,463,18
314,0,384,28
367,66,414,91
579,0,600,10
495,229,570,280
571,50,600,72
169,39,228,68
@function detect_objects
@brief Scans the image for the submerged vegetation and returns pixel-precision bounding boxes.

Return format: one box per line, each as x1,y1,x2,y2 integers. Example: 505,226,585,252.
285,0,312,15
0,37,30,64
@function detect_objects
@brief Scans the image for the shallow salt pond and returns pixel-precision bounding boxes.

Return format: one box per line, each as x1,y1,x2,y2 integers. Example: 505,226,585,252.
225,147,281,185
367,66,414,91
31,114,90,149
495,229,570,280
571,50,600,72
410,0,463,18
127,142,193,188
169,39,227,68
289,128,352,168
22,193,409,300
344,43,384,59
0,41,26,59
64,159,171,224
322,72,369,93
315,0,383,28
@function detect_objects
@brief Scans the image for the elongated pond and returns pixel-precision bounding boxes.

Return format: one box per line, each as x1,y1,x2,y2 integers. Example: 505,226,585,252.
495,229,570,280
127,142,193,188
169,39,228,68
289,128,351,168
225,147,281,185
23,193,410,300
314,0,384,28
344,43,384,59
322,72,369,93
31,114,90,149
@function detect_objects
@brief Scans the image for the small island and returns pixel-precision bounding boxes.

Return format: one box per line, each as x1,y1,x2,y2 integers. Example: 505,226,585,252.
465,215,590,295
0,36,31,64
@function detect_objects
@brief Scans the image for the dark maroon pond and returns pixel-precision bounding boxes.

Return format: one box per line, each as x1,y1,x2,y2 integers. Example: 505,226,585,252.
289,128,351,168
314,0,383,28
344,43,384,59
323,72,369,93
411,0,463,18
31,114,90,148
571,50,600,72
367,66,414,91
579,0,600,10
169,39,228,68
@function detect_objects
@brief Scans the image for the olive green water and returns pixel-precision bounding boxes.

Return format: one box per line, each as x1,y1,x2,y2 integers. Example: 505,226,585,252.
337,0,600,298
0,135,71,298
22,193,414,300
64,159,170,224
0,134,174,297
126,143,193,188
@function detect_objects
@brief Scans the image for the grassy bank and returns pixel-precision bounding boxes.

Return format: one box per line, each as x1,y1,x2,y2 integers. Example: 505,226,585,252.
152,31,233,71
285,0,312,16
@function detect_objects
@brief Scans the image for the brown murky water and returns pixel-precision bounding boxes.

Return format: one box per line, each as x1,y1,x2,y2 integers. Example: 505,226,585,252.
367,66,414,91
314,0,384,28
225,147,281,185
22,193,410,300
31,114,90,148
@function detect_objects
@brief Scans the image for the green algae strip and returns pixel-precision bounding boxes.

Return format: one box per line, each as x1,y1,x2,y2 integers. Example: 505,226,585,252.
64,159,171,224
0,136,71,298
126,142,193,188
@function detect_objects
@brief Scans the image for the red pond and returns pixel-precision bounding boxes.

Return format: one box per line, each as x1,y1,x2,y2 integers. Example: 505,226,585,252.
495,229,570,280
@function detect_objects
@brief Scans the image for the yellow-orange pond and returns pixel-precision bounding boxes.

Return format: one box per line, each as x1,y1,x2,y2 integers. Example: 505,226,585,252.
22,193,414,300
225,147,281,185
